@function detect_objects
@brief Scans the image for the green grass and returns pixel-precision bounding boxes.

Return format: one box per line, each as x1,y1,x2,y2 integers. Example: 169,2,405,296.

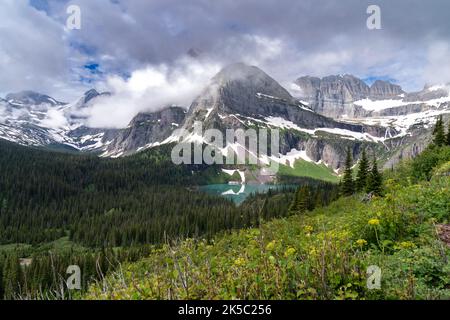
36,236,88,252
278,159,340,183
0,237,88,257
0,243,32,253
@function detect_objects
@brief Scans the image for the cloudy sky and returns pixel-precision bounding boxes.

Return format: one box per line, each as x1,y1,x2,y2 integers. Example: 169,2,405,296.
1,0,449,127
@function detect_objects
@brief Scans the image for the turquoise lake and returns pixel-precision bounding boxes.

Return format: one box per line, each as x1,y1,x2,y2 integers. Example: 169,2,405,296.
198,184,296,204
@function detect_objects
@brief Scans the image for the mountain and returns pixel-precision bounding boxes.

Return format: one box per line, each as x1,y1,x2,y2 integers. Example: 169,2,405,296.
1,64,449,179
369,80,404,99
166,63,392,179
5,90,64,106
76,64,391,178
0,90,116,152
293,75,449,118
293,75,370,118
102,106,187,157
293,75,450,167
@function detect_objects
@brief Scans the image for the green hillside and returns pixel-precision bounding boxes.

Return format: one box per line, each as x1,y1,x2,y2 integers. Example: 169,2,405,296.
85,147,450,300
278,159,340,183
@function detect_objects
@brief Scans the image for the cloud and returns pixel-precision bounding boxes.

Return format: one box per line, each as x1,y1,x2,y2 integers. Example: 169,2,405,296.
1,0,450,117
423,42,450,86
85,57,221,128
0,0,88,100
41,108,70,129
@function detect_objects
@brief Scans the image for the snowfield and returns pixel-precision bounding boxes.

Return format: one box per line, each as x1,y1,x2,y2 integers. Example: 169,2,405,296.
354,92,450,111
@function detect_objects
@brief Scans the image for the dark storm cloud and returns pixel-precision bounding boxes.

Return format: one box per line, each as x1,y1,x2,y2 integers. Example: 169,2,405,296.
55,1,448,59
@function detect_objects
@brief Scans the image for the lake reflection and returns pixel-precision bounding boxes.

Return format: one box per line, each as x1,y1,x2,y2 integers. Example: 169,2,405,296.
198,184,295,204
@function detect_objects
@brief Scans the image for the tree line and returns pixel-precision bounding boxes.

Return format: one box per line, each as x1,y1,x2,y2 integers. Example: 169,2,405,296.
342,115,450,196
341,147,383,197
432,115,450,148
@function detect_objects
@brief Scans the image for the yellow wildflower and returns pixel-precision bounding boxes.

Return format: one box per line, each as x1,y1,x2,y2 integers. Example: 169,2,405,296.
399,241,416,249
284,247,296,257
368,218,380,226
356,239,367,247
233,257,246,267
265,240,276,251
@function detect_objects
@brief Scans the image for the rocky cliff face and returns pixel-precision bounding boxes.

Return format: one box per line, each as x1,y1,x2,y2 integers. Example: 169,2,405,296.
369,80,404,99
293,74,450,156
103,106,186,157
293,75,409,118
294,75,370,118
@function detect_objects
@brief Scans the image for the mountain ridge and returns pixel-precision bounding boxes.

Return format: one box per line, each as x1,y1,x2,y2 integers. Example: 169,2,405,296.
1,63,449,177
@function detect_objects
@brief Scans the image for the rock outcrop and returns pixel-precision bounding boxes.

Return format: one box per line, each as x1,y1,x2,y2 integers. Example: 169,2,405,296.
103,106,186,157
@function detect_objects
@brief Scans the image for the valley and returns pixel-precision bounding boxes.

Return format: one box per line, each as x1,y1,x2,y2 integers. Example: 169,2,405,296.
0,63,449,300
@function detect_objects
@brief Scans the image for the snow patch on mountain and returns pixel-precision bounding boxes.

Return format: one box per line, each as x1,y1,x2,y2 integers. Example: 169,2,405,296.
348,109,450,137
263,116,386,142
270,149,313,168
354,92,450,111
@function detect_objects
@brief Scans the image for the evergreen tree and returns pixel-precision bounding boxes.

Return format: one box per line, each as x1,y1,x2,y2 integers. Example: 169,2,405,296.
355,148,369,192
366,156,383,196
342,147,355,196
433,115,446,147
289,186,310,213
446,121,450,146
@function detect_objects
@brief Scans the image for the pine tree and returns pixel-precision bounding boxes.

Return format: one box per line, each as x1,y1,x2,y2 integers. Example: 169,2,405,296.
433,115,446,147
355,148,369,192
446,121,450,146
366,156,383,196
342,147,355,196
289,186,310,213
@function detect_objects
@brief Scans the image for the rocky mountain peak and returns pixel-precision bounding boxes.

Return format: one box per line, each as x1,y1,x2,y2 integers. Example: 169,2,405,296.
212,63,294,101
5,90,63,106
181,63,300,130
369,80,404,99
102,106,187,157
129,106,186,126
83,89,100,103
293,74,370,118
81,89,111,105
295,74,370,101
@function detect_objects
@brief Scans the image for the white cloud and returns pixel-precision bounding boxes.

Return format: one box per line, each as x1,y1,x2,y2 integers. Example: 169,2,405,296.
0,0,73,97
423,42,450,86
86,57,222,128
41,109,70,129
